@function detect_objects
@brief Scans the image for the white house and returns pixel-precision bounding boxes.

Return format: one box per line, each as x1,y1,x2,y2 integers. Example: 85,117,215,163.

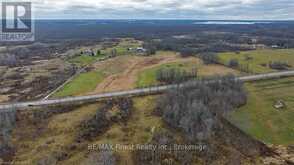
274,100,286,110
136,47,147,53
82,49,95,56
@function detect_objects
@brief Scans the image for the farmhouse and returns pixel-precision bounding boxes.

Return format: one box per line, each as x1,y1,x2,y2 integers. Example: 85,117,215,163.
82,49,95,56
128,47,146,53
136,47,147,53
274,100,286,109
271,45,280,49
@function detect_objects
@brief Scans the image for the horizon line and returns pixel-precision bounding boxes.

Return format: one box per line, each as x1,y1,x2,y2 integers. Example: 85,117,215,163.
31,18,294,21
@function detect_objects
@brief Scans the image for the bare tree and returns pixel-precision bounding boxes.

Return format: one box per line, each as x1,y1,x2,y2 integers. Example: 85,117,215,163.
78,106,110,140
158,75,247,141
83,150,116,165
228,59,239,68
156,68,197,84
0,108,17,158
197,52,219,64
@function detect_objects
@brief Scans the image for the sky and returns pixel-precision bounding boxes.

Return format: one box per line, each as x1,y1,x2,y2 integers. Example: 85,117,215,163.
29,0,294,19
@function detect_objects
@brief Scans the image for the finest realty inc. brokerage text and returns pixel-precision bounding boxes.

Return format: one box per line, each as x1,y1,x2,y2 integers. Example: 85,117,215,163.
88,143,207,152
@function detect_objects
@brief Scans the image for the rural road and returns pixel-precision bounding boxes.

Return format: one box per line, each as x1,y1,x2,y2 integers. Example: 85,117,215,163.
1,70,294,112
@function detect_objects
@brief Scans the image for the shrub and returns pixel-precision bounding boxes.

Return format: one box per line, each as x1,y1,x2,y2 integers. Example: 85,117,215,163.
37,154,57,165
143,43,157,55
0,54,19,67
0,110,16,159
180,48,195,57
197,52,219,64
228,59,239,68
97,50,101,55
269,61,291,70
83,150,116,165
116,98,133,121
78,99,133,140
78,105,111,140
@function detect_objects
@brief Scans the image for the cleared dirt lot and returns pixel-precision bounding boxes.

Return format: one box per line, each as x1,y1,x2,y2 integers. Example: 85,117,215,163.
91,52,197,93
90,51,238,94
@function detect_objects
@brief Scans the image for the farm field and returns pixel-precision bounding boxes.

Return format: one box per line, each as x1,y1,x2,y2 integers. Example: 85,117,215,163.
52,51,239,97
67,38,141,67
90,51,199,93
136,60,238,87
228,77,294,145
218,49,294,73
68,53,107,66
53,51,183,97
102,38,142,56
53,71,104,97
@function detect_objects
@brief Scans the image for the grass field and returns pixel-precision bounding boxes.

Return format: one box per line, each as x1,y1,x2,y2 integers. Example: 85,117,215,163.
12,95,165,164
53,71,104,97
136,61,197,87
228,77,294,145
68,54,107,66
218,49,294,73
12,103,101,164
136,60,238,88
102,39,141,56
68,39,141,66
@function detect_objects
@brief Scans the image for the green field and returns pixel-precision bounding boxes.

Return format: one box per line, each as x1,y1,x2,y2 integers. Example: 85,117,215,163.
69,54,106,66
102,39,141,56
53,71,104,97
219,49,294,73
136,61,197,87
228,77,294,145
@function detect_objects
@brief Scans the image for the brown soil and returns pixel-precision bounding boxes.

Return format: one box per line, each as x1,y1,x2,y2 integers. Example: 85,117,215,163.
0,95,9,103
199,64,238,76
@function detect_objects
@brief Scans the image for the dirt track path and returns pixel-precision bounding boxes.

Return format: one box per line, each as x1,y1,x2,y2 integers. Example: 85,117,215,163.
90,53,200,94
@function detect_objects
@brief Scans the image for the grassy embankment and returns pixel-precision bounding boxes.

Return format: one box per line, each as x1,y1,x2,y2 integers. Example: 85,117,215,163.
228,77,294,145
218,49,294,73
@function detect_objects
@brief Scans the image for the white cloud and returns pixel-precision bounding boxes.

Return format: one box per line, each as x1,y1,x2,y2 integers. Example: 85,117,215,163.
32,0,294,19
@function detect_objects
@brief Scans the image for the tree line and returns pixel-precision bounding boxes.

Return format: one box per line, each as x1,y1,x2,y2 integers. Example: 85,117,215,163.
156,75,247,141
155,67,198,84
0,110,16,160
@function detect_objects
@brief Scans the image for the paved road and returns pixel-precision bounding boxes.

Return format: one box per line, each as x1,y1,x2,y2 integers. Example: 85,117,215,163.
1,70,294,112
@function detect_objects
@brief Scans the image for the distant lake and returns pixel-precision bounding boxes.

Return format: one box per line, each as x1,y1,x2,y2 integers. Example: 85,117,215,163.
193,21,273,25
